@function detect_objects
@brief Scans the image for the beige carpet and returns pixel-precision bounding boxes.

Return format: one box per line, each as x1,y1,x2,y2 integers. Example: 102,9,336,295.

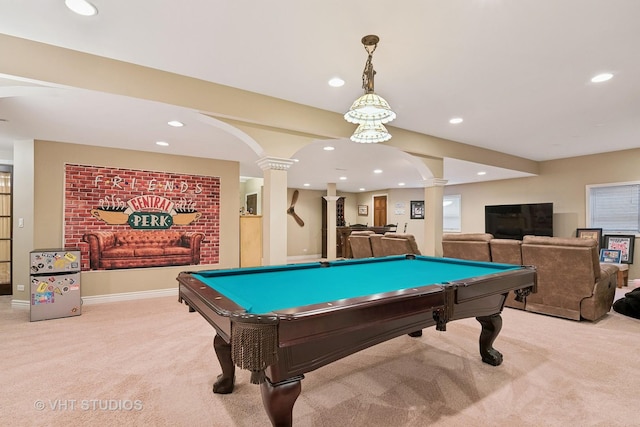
1,285,639,427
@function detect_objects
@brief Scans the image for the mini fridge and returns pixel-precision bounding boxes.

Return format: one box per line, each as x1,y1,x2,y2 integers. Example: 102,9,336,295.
30,248,82,321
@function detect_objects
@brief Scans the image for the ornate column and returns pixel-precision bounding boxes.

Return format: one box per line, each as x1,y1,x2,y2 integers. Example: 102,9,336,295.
423,178,448,256
323,183,338,260
257,157,294,266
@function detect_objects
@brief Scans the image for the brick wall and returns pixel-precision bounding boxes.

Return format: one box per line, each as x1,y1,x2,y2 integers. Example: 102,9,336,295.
64,164,220,270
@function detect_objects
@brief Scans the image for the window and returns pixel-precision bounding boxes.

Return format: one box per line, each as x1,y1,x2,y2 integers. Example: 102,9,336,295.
587,182,640,235
443,194,461,232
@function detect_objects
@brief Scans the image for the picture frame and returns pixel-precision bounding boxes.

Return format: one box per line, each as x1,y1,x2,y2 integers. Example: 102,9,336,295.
603,234,635,264
357,205,368,216
599,249,622,263
576,228,603,250
410,200,424,220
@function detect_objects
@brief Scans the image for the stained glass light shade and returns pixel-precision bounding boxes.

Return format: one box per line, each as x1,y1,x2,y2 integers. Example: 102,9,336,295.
344,93,396,125
350,122,392,143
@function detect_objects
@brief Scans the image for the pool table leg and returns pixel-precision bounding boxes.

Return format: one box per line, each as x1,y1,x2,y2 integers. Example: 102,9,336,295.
260,376,303,427
476,313,504,366
212,334,236,394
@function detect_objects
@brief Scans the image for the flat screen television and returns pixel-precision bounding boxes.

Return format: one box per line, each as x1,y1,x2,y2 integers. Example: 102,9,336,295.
485,203,553,240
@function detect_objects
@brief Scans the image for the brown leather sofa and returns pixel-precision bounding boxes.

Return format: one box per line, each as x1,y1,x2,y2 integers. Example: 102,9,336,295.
441,233,492,261
347,232,421,258
442,233,618,321
380,233,422,256
369,234,385,257
443,233,529,310
83,230,205,270
348,233,374,258
489,238,525,309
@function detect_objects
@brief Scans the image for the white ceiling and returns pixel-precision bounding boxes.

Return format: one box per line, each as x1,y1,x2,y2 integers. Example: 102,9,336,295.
1,0,639,191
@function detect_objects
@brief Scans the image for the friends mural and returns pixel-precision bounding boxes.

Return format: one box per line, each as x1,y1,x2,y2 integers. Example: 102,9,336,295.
64,164,220,270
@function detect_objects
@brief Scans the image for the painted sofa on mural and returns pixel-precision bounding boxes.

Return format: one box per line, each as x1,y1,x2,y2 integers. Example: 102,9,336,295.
82,230,206,270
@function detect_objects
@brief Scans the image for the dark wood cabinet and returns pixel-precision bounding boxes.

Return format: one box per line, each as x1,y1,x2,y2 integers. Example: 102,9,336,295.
321,197,345,258
322,197,394,257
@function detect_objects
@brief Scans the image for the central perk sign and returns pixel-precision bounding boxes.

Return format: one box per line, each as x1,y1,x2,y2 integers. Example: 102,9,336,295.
127,211,174,229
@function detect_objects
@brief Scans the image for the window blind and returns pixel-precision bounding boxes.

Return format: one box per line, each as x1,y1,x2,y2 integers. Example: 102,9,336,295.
589,183,640,233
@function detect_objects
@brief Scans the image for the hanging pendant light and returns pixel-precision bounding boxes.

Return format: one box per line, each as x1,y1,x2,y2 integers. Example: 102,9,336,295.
344,35,396,143
350,122,392,144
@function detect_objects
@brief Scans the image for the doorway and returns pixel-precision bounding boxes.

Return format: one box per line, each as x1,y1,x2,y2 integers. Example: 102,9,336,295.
373,195,387,227
0,166,12,295
246,193,258,215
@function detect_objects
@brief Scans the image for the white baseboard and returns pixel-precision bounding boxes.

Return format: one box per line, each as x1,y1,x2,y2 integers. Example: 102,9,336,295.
11,299,29,309
10,287,179,309
82,288,178,305
287,254,322,262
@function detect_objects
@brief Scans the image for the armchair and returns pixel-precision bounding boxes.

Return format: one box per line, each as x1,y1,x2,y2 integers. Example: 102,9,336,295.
521,235,618,321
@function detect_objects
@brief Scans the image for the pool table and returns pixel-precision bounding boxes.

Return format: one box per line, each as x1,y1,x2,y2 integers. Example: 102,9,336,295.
177,255,536,426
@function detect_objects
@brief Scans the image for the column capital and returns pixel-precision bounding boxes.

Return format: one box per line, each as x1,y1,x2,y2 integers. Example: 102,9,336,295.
256,157,295,171
423,178,448,188
323,196,341,202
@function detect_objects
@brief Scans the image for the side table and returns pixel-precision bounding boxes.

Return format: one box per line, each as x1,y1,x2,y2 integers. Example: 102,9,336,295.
615,263,629,288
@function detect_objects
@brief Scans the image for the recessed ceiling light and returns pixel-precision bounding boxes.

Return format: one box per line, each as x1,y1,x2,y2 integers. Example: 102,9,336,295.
591,73,613,83
323,146,335,151
65,0,98,16
398,182,405,186
303,183,310,187
328,77,345,87
477,171,487,176
449,117,464,124
167,120,184,127
339,176,347,180
373,169,383,174
359,188,366,191
156,141,169,147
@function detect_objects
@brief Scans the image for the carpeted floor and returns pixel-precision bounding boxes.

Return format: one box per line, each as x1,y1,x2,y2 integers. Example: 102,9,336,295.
1,285,638,427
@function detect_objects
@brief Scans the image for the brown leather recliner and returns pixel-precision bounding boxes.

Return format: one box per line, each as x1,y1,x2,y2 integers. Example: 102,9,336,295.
521,235,618,321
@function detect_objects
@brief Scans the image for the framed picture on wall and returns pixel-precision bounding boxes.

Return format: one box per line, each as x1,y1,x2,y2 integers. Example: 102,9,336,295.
603,234,635,264
410,201,424,220
358,205,368,216
576,228,603,250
